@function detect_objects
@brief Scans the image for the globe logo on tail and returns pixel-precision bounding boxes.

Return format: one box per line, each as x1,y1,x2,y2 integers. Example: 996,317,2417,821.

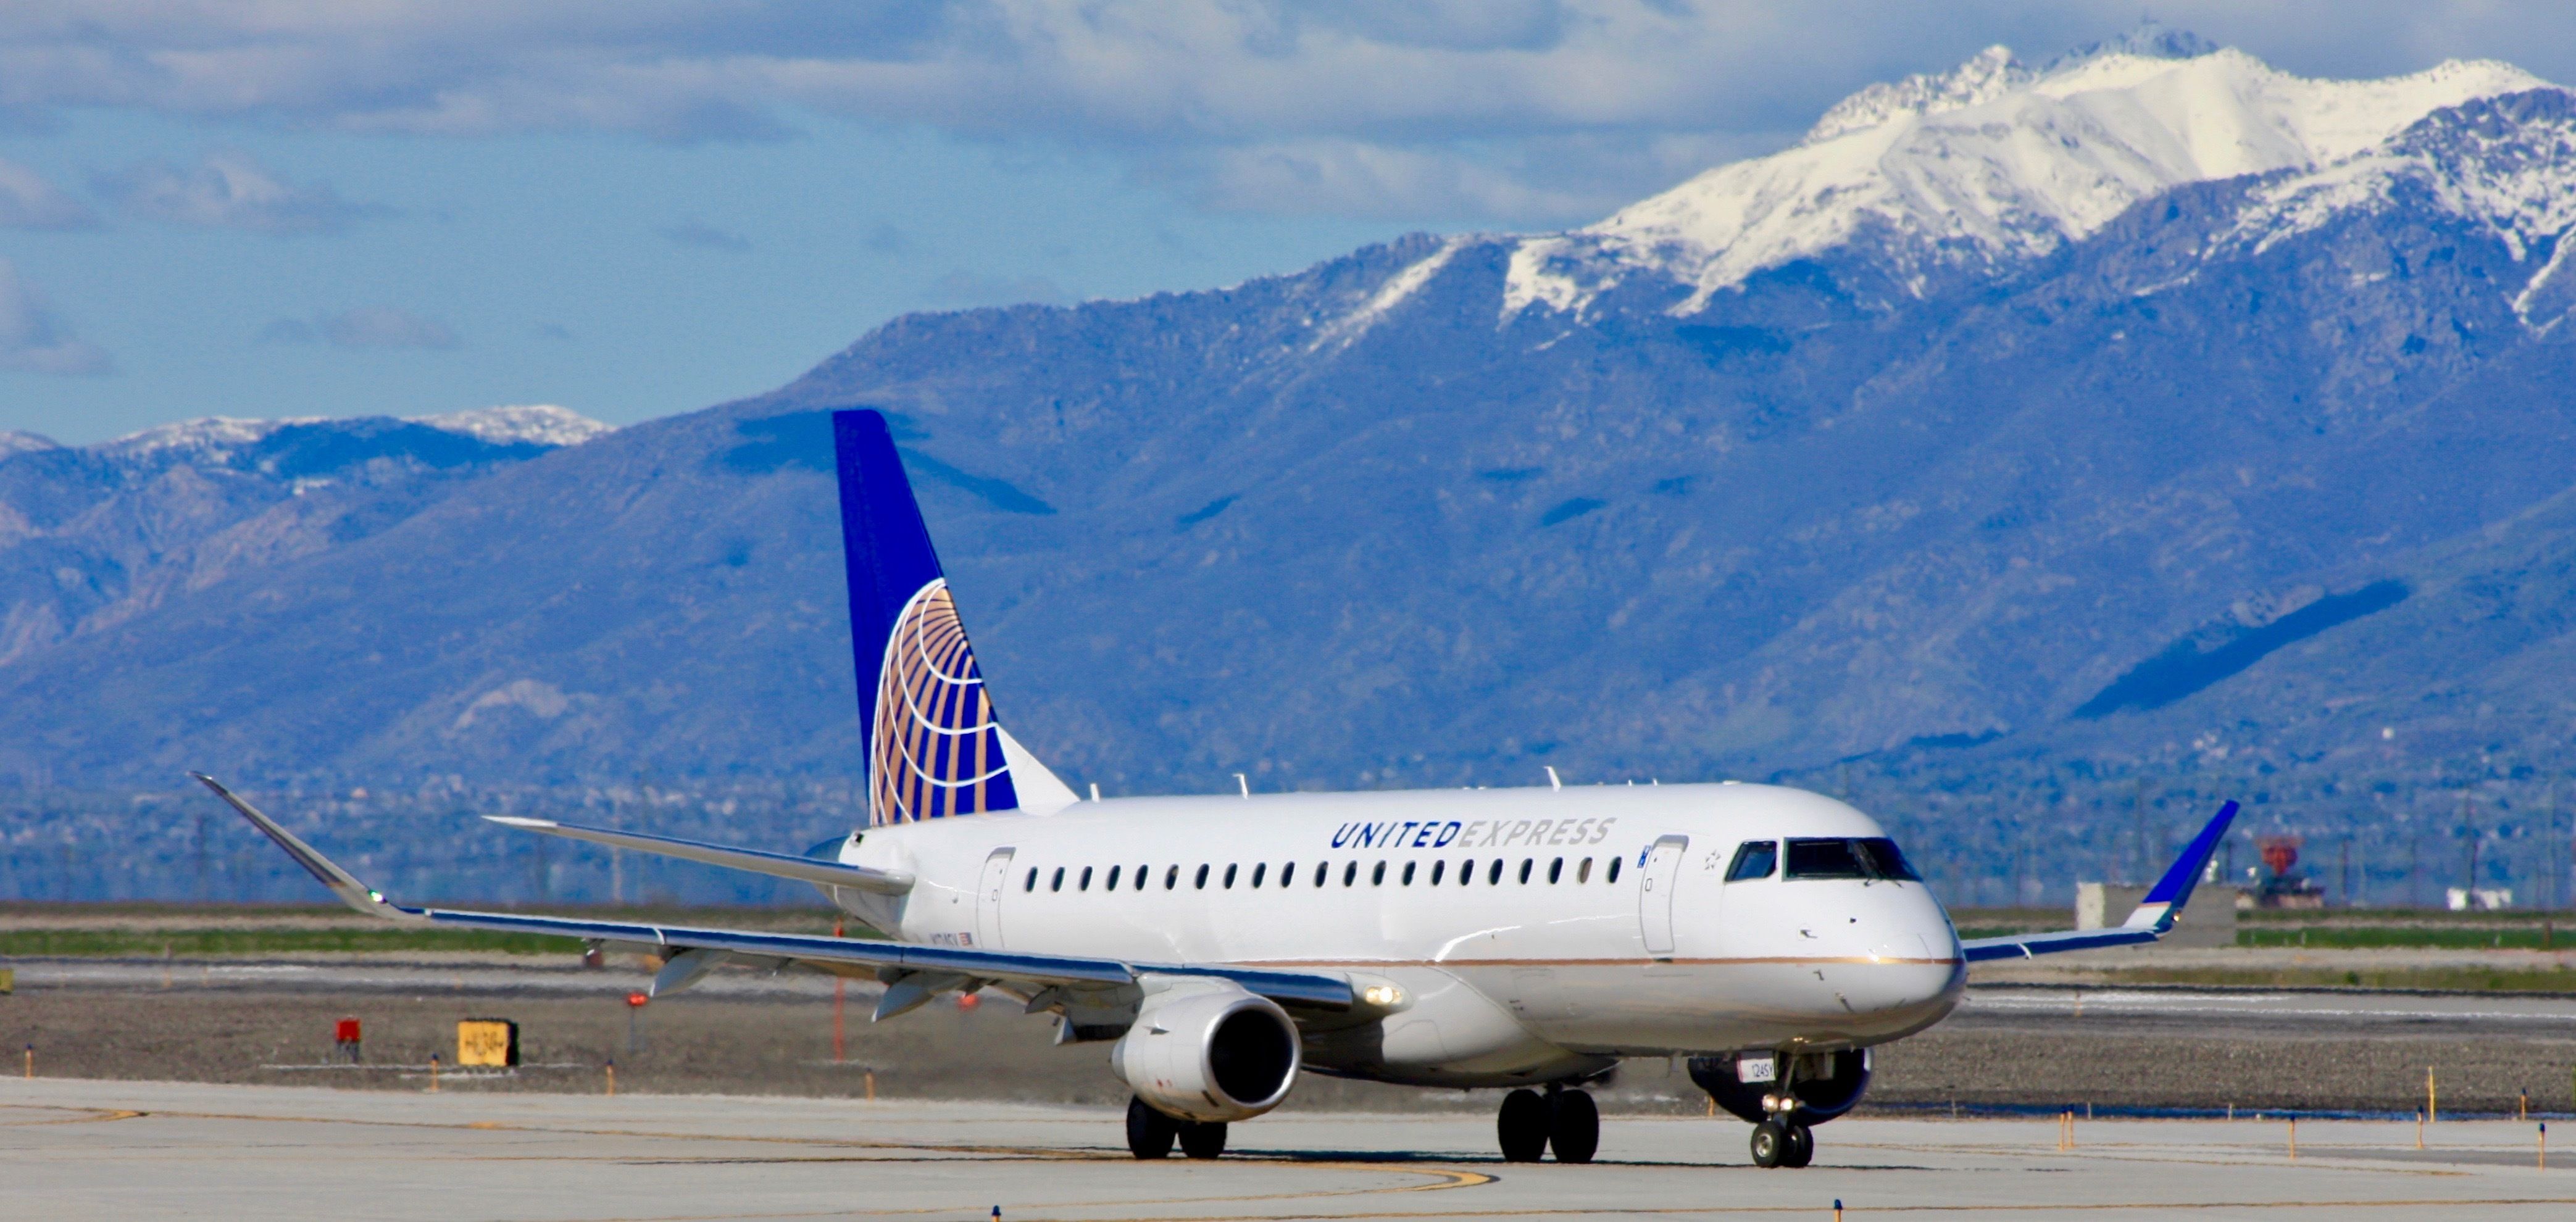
870,580,1019,825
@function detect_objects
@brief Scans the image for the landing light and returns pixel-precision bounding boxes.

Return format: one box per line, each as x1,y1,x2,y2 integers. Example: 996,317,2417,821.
1361,984,1404,1008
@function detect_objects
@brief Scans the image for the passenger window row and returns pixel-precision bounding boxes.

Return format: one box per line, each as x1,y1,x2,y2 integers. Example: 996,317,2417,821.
1021,854,1627,894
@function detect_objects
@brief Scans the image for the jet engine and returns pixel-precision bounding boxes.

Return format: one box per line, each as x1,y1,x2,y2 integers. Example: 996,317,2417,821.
1111,984,1301,1123
1689,1049,1871,1125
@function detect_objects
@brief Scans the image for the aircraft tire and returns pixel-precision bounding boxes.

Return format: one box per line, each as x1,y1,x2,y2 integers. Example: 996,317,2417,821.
1549,1089,1599,1163
1126,1096,1177,1159
1749,1119,1788,1168
1782,1121,1814,1168
1178,1120,1228,1159
1498,1088,1551,1162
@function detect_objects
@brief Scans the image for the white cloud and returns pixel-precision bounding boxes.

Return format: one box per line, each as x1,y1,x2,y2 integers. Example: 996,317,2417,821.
259,307,459,351
94,151,386,235
0,2,2570,227
0,259,110,375
0,157,93,228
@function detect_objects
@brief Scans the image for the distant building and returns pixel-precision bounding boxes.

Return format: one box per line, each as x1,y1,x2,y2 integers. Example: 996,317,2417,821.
2445,887,2512,912
2074,881,2237,948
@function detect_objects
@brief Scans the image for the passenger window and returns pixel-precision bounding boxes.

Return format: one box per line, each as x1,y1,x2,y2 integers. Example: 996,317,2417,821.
1606,857,1622,884
1727,841,1778,881
1050,867,1065,892
1370,861,1386,886
1194,864,1211,889
1165,865,1179,890
1548,857,1564,884
1223,863,1238,888
1430,860,1445,884
1314,862,1328,886
1402,861,1417,885
1577,857,1592,883
1023,867,1037,892
1135,865,1148,891
1252,863,1267,887
1343,862,1358,886
1784,838,1869,880
1106,865,1122,890
1488,859,1504,885
1281,861,1295,887
1460,858,1474,884
1079,867,1093,891
1517,858,1533,884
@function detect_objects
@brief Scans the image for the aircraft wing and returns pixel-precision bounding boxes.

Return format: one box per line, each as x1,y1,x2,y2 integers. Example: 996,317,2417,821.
191,773,1351,1011
481,815,914,896
1957,800,2240,963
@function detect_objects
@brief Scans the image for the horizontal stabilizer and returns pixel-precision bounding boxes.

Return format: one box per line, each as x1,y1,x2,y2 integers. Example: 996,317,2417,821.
481,815,914,896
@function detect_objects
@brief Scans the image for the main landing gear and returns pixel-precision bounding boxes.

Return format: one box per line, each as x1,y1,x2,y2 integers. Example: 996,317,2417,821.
1748,1116,1814,1168
1496,1085,1599,1163
1125,1096,1227,1160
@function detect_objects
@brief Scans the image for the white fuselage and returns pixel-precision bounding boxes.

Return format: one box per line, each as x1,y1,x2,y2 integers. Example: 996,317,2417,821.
831,781,1965,1087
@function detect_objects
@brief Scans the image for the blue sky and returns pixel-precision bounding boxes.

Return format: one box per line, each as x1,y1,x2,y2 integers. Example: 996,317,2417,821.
2,1,2569,444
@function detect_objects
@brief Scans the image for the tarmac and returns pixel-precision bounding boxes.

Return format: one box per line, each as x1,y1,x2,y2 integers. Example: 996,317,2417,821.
6,1076,2575,1220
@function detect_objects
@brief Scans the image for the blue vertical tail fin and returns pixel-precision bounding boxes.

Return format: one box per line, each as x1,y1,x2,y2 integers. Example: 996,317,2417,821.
832,410,1073,825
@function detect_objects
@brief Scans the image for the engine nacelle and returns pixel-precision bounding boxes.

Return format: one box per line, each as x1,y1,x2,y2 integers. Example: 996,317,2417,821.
1111,984,1300,1123
1689,1049,1871,1126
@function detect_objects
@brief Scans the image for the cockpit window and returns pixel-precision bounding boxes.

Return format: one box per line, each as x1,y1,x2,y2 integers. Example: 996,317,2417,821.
1856,837,1922,881
1724,841,1777,881
1785,837,1921,881
1784,838,1868,879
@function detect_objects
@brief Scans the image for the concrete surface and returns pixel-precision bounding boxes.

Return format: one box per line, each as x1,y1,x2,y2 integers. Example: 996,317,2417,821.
5,1077,2574,1220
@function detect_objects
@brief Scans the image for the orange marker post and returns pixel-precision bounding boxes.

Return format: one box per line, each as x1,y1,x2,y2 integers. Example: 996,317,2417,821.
605,1060,616,1097
22,1044,30,1079
428,1054,440,1094
2287,1115,2296,1161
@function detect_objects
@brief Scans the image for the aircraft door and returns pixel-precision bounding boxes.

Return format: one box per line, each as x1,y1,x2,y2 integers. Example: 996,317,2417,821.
1638,835,1689,956
975,848,1014,949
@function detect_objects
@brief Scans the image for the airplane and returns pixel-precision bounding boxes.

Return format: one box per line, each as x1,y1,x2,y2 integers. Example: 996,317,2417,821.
194,407,2239,1169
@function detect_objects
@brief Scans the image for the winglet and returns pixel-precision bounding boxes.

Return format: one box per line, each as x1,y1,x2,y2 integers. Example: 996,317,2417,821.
2121,800,2240,931
188,773,425,924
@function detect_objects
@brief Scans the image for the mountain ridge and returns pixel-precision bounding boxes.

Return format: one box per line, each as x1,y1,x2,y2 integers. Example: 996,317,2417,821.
1,33,2572,860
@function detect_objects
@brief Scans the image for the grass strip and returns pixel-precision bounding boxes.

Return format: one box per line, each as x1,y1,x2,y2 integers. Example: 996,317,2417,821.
0,928,584,957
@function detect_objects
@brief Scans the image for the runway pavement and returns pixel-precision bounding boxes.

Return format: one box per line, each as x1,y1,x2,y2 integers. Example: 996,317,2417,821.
5,1076,2574,1220
1950,984,2576,1040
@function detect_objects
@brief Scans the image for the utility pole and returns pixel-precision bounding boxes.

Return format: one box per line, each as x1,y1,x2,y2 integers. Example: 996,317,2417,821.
2132,778,2149,886
2409,831,2421,911
2464,794,2480,907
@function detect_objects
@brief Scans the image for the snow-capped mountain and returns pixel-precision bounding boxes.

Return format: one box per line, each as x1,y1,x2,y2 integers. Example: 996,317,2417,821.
88,404,612,462
0,407,608,670
1504,35,2551,316
2222,88,2576,325
417,404,616,447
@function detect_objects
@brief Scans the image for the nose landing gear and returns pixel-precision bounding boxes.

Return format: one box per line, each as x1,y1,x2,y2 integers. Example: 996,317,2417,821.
1496,1084,1600,1163
1748,1116,1813,1168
